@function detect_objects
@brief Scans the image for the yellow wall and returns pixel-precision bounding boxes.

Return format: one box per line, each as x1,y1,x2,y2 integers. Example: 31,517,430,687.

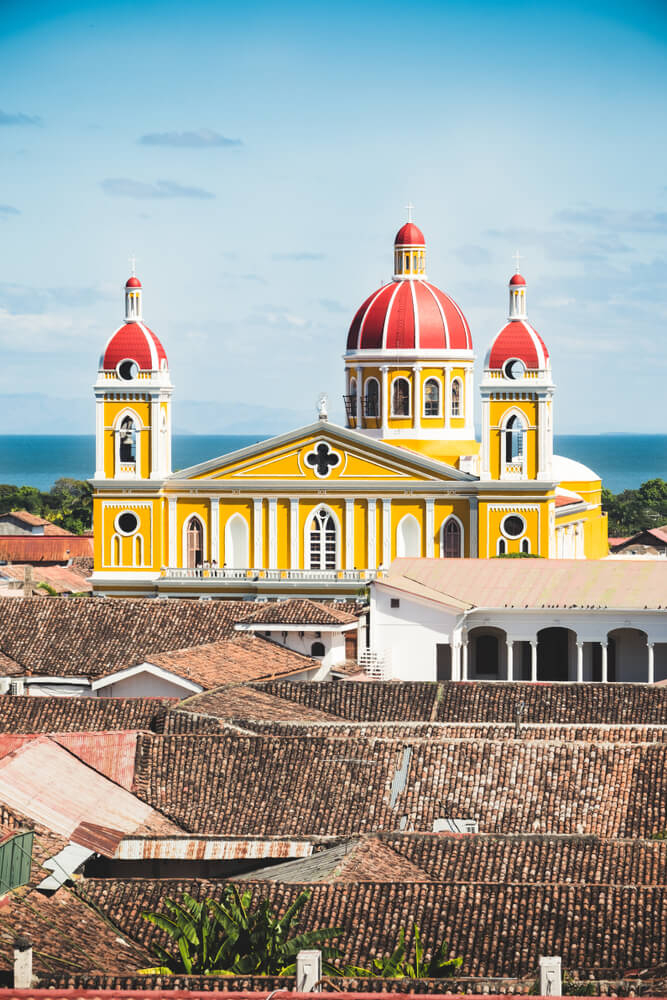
103,398,151,479
488,398,539,480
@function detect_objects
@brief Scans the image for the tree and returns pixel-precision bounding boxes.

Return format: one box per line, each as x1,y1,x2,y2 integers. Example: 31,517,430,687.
140,887,345,977
349,923,463,979
602,478,667,536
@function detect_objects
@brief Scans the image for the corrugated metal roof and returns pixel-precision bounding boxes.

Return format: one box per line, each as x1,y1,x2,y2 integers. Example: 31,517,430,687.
0,535,93,562
72,821,126,855
232,839,359,882
115,836,314,860
53,732,138,790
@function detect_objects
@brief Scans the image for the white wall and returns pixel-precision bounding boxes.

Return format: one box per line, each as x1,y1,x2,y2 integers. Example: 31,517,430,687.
97,671,197,699
370,588,457,681
259,629,347,674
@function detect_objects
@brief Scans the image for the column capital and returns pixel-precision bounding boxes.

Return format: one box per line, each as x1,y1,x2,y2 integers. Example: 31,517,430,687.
380,364,390,373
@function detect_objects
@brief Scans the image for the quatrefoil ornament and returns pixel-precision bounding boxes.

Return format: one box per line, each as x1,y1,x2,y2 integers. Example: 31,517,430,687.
305,441,341,478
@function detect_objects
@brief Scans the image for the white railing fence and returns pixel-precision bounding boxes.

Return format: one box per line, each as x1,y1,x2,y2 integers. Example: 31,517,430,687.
358,647,392,680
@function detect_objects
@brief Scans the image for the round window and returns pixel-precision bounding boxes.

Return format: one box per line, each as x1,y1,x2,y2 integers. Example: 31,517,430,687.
502,514,525,538
118,359,139,381
504,358,525,380
116,511,139,535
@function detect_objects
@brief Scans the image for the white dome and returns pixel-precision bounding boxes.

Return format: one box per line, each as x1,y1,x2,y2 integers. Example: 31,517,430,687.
553,454,600,482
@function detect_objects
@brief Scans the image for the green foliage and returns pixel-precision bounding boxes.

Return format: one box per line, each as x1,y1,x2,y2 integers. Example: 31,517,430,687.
602,478,667,536
349,923,462,979
494,552,542,558
650,829,667,840
0,479,92,535
140,887,345,977
35,581,57,596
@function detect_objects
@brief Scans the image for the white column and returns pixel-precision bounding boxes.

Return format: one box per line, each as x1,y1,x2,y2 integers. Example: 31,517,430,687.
506,640,514,681
530,640,538,682
481,396,491,478
210,497,220,565
537,397,547,479
367,498,377,570
168,497,177,567
345,498,355,569
95,398,105,479
601,642,608,683
425,498,435,558
443,366,451,428
380,367,389,436
468,497,478,558
356,365,363,428
648,642,655,685
461,639,468,680
381,497,391,567
452,641,461,680
150,397,160,477
290,498,299,569
576,641,584,683
268,497,278,569
412,367,422,431
464,366,474,432
253,498,263,568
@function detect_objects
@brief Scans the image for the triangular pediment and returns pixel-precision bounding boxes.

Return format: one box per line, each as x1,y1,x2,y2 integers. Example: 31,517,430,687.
170,422,474,484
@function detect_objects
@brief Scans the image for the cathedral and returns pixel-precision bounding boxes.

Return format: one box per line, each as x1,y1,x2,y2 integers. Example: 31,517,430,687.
91,218,608,597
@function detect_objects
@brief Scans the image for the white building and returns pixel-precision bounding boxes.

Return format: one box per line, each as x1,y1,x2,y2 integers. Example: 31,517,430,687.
370,558,667,683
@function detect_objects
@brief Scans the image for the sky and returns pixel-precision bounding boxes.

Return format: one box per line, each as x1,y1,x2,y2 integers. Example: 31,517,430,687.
1,0,667,435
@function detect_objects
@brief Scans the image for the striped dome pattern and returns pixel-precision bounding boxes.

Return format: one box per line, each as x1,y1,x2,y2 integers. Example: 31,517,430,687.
101,322,168,371
346,280,473,352
487,320,549,370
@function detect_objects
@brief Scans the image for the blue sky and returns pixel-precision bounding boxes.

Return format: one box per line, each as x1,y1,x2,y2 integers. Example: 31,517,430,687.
1,0,667,434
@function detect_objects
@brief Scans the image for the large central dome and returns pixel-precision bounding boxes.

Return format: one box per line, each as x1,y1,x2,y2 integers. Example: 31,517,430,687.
346,222,472,353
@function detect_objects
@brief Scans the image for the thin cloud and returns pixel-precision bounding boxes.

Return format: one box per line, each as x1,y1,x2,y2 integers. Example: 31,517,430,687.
319,298,347,313
272,252,325,262
0,110,41,126
554,207,667,234
101,178,215,200
0,205,20,217
485,227,631,262
139,128,241,148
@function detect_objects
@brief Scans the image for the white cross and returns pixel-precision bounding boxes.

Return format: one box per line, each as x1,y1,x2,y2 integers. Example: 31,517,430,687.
404,202,414,223
129,253,137,276
512,249,523,273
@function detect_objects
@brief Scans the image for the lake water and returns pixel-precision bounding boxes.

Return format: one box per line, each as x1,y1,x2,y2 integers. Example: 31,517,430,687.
0,434,664,495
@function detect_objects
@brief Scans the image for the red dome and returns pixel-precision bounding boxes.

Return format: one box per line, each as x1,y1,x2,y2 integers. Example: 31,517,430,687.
395,222,425,246
509,273,526,286
346,280,472,352
101,321,168,371
125,276,142,288
487,320,549,370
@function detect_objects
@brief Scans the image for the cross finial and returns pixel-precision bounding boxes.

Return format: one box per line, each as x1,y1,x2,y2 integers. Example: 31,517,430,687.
405,202,414,223
129,253,137,277
512,249,523,274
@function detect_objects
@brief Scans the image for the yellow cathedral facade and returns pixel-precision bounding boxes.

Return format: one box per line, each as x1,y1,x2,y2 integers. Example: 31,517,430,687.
91,219,608,598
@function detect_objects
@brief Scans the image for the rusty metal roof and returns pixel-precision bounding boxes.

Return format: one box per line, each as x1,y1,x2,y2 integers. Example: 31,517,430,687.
53,732,138,790
115,835,315,860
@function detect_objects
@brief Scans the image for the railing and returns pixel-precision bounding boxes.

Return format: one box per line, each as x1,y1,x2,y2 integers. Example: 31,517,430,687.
359,647,392,680
503,462,524,479
161,567,385,583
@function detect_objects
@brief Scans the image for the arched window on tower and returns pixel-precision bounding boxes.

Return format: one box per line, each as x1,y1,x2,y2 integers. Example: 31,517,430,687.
308,508,337,570
392,377,410,416
423,377,440,417
119,416,136,464
186,517,204,569
451,378,462,417
349,377,357,412
365,378,380,418
441,517,463,558
505,414,524,463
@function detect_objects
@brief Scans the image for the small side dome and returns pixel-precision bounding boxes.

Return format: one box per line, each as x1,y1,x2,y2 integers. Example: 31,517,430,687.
509,272,526,286
101,322,168,373
395,222,425,246
487,320,549,371
125,276,142,288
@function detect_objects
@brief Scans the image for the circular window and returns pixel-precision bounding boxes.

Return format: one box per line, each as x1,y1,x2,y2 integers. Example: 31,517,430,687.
118,359,139,381
116,511,139,535
502,514,525,538
504,358,525,380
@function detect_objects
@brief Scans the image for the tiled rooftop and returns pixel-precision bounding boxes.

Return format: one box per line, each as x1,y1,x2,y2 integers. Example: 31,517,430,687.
236,598,359,627
0,695,170,732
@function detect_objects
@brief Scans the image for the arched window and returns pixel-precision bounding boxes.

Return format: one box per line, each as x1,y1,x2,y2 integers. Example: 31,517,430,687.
119,416,136,464
497,537,507,555
364,378,380,417
392,377,410,416
451,379,462,417
521,537,531,554
225,513,249,568
396,513,421,557
311,641,325,658
349,376,357,410
186,517,204,569
505,414,524,462
441,517,463,558
307,507,338,570
423,378,441,417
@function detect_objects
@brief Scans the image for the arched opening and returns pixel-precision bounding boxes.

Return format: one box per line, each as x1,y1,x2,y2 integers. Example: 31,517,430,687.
348,376,357,418
537,626,576,681
451,378,462,417
607,628,649,683
441,516,463,558
423,377,441,417
186,517,204,569
119,416,136,464
364,378,380,418
396,513,421,558
497,537,507,555
521,537,531,554
225,513,249,569
505,414,525,463
468,626,507,679
311,641,325,658
133,533,143,567
391,377,410,416
307,507,338,570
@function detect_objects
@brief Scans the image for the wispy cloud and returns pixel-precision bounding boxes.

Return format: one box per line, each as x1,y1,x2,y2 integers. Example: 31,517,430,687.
101,178,215,200
554,206,667,234
272,252,325,262
319,298,347,313
0,205,20,218
139,129,242,148
220,272,267,285
0,110,41,126
485,226,631,262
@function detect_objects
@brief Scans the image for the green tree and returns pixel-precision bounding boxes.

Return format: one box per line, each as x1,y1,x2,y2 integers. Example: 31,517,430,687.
349,923,462,979
602,478,667,536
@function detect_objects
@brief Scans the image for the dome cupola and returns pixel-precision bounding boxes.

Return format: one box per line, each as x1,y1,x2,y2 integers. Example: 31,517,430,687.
394,210,427,279
100,272,168,376
485,268,550,376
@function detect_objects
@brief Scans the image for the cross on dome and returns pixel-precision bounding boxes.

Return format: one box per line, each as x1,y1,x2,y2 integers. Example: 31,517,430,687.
129,253,138,277
404,202,415,223
512,250,523,273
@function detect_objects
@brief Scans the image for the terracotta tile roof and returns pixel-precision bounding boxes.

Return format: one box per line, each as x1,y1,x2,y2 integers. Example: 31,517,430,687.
236,598,359,627
0,597,252,678
79,877,667,978
245,721,667,742
0,695,170,732
0,564,92,594
172,685,340,726
0,536,94,562
141,634,321,689
132,732,667,837
0,510,71,534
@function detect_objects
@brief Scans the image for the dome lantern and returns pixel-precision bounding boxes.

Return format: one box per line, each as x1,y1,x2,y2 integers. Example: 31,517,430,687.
508,251,527,320
393,204,427,279
125,256,142,322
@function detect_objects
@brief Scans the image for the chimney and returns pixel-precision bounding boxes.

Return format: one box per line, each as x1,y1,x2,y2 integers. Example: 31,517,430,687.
23,565,33,598
296,949,322,992
13,934,33,988
539,955,562,996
